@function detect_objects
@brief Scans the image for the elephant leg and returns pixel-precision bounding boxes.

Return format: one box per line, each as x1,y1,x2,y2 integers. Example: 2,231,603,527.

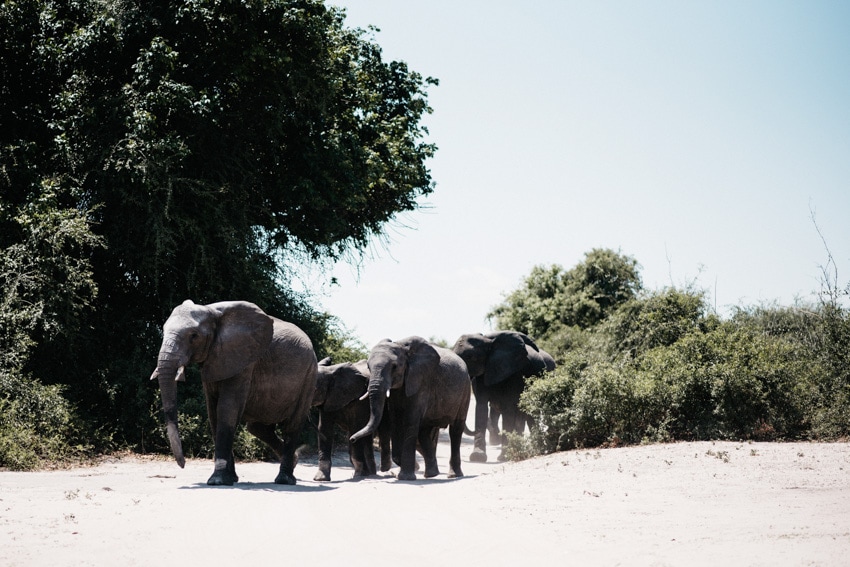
418,426,440,478
470,380,489,462
246,421,285,460
447,420,464,478
273,433,299,485
488,404,502,446
388,401,405,469
351,436,375,477
245,421,298,484
313,411,334,482
497,403,522,462
244,420,297,485
205,379,249,486
379,423,392,472
396,416,420,481
363,439,378,476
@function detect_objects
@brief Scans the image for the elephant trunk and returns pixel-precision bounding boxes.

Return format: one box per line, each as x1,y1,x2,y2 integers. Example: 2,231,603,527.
350,370,389,443
156,370,185,468
151,335,186,468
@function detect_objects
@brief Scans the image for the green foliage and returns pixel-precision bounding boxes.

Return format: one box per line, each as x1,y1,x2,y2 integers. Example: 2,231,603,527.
0,372,90,470
1,0,437,463
635,322,810,441
801,303,850,437
602,287,712,357
509,253,849,460
0,191,104,372
312,313,369,362
489,249,642,340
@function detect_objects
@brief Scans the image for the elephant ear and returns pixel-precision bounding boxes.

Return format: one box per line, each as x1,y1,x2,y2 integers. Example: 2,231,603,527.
484,332,530,386
401,336,440,397
324,363,369,413
519,333,541,352
201,301,274,383
542,350,556,372
313,366,333,407
525,345,548,376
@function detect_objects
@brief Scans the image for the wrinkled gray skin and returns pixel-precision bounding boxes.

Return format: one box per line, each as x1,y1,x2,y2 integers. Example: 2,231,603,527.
452,331,555,462
488,348,555,448
350,337,471,481
150,300,317,486
313,357,392,481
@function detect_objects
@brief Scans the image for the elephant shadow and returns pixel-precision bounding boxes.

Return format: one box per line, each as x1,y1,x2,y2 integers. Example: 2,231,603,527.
179,481,337,493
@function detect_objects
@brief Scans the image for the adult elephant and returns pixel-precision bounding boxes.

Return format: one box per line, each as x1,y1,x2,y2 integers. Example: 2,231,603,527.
487,348,556,448
452,331,555,462
350,337,471,480
149,300,316,486
313,357,391,481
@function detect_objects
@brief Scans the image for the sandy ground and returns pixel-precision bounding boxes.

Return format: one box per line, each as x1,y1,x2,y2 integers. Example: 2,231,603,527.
2,435,849,566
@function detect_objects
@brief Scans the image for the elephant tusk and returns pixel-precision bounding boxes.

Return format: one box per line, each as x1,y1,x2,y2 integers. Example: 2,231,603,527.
359,388,391,401
175,366,186,382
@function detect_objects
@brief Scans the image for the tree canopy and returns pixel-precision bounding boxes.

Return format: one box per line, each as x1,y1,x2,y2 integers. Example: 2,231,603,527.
488,248,642,338
1,0,435,460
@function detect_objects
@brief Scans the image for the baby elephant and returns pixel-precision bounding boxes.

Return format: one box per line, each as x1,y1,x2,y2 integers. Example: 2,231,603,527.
313,358,386,481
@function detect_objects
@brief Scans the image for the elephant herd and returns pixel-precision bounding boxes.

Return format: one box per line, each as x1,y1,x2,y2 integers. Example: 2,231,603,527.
149,300,555,485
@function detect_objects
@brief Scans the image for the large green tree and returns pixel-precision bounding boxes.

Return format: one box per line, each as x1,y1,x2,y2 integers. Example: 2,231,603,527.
1,0,436,449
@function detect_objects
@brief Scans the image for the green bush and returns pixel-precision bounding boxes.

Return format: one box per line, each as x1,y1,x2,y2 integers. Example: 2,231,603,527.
521,356,671,454
0,372,90,470
807,302,850,438
519,297,819,458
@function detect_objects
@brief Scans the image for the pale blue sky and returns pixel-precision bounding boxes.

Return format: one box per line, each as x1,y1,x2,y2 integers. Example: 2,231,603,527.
299,0,850,349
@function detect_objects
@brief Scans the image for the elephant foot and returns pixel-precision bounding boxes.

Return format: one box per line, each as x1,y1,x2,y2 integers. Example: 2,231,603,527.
275,470,297,485
207,470,238,486
395,470,417,481
497,450,508,462
353,464,376,478
313,469,331,482
469,449,488,463
448,459,463,478
424,466,440,479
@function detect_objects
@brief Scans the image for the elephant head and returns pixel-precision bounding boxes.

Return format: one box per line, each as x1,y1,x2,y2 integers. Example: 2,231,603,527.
350,337,440,442
452,331,540,386
313,358,369,412
148,300,274,467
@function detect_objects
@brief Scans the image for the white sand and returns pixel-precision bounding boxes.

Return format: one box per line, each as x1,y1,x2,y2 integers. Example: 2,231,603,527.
2,436,849,566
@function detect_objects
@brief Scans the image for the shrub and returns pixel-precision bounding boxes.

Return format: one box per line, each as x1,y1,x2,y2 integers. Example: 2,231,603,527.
519,312,814,458
807,302,850,438
0,372,90,470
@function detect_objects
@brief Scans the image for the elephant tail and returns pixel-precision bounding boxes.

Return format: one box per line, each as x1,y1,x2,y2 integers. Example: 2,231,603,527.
464,423,475,436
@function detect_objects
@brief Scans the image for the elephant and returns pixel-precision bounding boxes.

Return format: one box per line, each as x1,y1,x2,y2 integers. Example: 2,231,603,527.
452,331,555,462
487,348,555,447
313,357,391,481
350,337,471,481
149,300,317,486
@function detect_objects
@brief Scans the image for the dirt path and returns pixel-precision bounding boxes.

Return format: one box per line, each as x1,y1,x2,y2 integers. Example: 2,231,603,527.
2,437,849,566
